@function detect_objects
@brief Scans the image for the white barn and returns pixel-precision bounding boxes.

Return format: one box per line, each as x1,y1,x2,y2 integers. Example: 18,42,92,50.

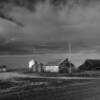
43,59,63,73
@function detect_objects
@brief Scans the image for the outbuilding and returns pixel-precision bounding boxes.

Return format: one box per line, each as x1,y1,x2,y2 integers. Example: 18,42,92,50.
0,65,7,72
44,59,75,73
28,59,44,72
79,59,100,71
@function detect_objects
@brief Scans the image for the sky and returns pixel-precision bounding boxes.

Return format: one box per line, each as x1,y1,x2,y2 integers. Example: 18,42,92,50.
1,0,100,66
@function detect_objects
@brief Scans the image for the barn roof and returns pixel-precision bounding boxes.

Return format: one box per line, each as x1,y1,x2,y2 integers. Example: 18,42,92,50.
79,59,100,70
86,59,100,64
45,59,68,66
80,59,100,66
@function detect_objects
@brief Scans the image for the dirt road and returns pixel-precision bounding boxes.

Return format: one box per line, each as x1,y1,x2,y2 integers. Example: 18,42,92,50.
0,72,99,80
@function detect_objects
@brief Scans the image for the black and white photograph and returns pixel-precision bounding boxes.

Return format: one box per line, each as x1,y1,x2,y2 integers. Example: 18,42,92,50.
1,0,100,100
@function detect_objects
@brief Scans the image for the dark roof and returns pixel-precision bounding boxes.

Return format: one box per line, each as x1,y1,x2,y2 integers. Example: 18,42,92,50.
45,59,65,66
86,59,100,63
60,59,74,67
79,59,100,70
83,59,100,65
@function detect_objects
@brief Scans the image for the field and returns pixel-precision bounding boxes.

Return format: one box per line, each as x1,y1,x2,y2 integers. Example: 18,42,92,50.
0,72,100,100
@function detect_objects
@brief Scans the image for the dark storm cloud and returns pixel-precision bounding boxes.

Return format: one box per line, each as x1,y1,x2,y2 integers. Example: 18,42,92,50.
0,0,100,54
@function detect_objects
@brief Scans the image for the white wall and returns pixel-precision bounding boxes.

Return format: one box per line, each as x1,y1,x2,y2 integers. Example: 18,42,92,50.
44,66,59,72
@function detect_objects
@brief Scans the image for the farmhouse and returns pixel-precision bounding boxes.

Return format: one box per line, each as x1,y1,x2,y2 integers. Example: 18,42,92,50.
59,59,75,73
0,65,7,72
79,59,100,71
44,59,75,73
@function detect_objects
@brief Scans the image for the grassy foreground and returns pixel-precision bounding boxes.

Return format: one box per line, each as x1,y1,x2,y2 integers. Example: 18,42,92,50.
0,76,92,100
0,71,100,100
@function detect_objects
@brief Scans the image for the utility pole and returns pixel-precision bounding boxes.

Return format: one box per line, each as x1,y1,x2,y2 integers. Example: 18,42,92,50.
68,40,72,73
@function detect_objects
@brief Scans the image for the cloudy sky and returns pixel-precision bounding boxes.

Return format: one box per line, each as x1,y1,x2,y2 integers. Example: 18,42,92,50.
1,0,100,66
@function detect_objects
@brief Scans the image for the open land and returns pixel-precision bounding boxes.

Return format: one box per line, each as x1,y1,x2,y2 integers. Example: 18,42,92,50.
0,72,100,100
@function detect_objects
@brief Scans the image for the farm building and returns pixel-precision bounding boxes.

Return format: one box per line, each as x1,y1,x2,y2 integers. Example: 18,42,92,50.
79,59,100,71
28,59,44,72
0,65,7,72
44,59,75,73
43,59,61,72
59,59,75,73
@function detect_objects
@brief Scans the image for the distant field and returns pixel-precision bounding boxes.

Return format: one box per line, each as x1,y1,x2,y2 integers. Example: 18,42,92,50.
22,71,100,78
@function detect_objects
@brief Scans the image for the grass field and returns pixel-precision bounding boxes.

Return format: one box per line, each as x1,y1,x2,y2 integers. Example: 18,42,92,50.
0,78,92,100
0,71,100,100
0,72,95,100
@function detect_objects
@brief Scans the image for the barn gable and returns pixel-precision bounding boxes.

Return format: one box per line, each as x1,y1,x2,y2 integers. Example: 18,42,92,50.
59,59,75,73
